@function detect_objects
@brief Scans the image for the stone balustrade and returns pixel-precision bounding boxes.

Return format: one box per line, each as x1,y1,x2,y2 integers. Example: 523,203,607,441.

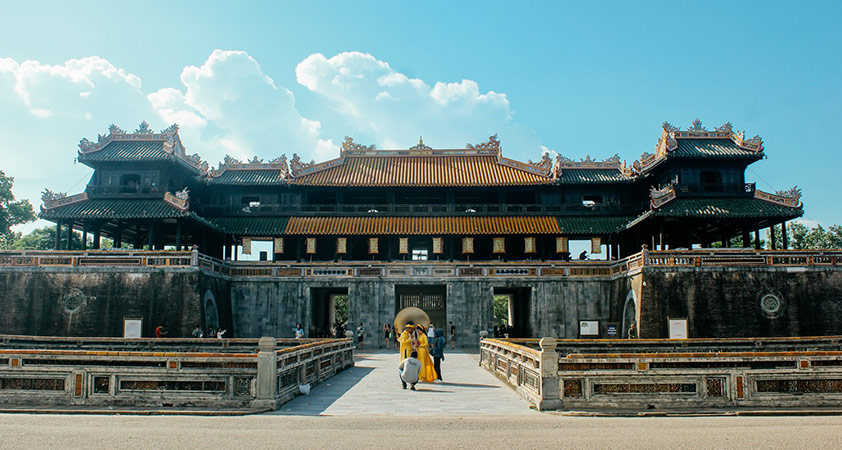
481,337,842,410
0,335,353,410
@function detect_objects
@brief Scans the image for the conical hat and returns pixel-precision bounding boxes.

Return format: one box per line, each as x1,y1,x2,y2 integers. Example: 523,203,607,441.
394,307,430,332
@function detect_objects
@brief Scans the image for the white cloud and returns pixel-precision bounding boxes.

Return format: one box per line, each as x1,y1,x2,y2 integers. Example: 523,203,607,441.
295,51,539,154
148,49,338,164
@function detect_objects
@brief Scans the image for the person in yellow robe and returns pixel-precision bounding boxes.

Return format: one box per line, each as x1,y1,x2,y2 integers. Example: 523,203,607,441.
415,324,437,383
398,324,414,359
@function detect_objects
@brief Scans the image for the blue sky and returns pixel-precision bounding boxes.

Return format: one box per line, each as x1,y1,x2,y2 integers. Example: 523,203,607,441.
1,0,840,232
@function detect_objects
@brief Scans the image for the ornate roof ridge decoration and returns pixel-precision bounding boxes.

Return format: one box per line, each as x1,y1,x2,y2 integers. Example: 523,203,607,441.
755,186,803,208
163,191,189,211
649,185,677,209
210,154,292,179
77,121,208,173
41,192,88,211
643,119,764,170
339,136,376,156
555,154,637,178
466,134,502,155
409,136,432,151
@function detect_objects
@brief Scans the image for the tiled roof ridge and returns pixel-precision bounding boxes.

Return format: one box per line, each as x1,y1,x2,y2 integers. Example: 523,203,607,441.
637,119,764,171
77,121,208,173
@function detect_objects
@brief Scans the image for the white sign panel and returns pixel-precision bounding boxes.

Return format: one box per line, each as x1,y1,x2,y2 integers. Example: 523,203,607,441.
123,319,143,338
668,319,688,339
579,320,600,336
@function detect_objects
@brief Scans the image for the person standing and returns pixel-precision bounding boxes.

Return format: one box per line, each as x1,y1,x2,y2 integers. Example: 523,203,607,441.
191,325,204,338
415,324,437,383
430,328,445,382
449,321,456,349
356,322,365,349
294,323,304,339
155,324,167,338
398,324,414,359
383,323,392,349
427,323,436,342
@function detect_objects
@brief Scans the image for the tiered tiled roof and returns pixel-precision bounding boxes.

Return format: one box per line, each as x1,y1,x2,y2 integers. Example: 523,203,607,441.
651,198,802,218
76,122,208,173
211,217,290,236
557,216,636,235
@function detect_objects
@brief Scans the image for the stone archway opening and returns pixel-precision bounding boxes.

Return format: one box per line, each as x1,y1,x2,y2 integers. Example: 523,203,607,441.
621,289,637,339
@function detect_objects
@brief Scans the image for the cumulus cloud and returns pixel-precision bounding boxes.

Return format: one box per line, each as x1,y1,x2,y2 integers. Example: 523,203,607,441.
295,51,540,154
148,50,337,163
1,56,143,119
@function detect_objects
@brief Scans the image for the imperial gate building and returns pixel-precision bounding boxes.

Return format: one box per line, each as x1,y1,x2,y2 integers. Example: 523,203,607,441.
4,119,838,343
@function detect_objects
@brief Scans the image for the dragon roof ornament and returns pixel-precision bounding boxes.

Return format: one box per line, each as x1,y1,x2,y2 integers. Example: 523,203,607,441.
340,136,376,155
466,134,501,154
554,153,636,178
210,153,292,178
646,119,764,164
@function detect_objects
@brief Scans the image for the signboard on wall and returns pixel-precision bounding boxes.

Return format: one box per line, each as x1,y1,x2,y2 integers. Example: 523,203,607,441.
606,322,619,338
579,320,600,337
123,318,142,338
668,318,688,339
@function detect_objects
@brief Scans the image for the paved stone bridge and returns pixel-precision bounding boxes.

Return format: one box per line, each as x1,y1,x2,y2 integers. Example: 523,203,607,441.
270,349,536,416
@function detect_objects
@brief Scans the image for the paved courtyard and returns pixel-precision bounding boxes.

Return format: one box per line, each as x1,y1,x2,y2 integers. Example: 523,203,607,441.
270,349,536,416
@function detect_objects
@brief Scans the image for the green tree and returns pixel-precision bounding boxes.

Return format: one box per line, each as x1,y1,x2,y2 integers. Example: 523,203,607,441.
767,222,842,250
493,295,510,327
334,295,348,326
0,171,36,248
8,226,115,250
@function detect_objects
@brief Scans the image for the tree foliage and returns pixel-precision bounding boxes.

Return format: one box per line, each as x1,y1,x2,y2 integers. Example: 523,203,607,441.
493,295,509,327
769,222,842,250
6,226,116,250
0,171,36,248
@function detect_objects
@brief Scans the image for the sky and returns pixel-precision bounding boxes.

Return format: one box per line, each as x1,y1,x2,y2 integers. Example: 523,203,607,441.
1,0,841,234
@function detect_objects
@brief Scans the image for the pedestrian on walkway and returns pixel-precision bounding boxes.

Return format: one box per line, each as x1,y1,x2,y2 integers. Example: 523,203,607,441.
383,323,392,349
294,323,304,339
449,321,456,349
399,350,422,391
431,328,445,382
191,324,203,338
356,322,365,349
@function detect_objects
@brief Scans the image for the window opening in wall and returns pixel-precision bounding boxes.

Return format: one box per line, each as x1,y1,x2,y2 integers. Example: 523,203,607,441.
582,195,603,207
120,174,140,187
241,196,260,211
411,248,429,261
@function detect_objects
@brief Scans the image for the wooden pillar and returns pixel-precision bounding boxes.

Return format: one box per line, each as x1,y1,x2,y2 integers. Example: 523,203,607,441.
114,223,123,249
175,221,183,251
148,221,155,250
295,237,301,262
658,222,664,250
770,225,777,250
92,225,101,250
742,230,750,248
223,236,230,259
754,229,761,250
782,221,788,250
81,224,88,251
66,222,73,250
54,221,62,250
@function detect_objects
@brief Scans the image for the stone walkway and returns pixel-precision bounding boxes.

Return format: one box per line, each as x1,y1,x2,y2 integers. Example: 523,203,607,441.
268,349,537,416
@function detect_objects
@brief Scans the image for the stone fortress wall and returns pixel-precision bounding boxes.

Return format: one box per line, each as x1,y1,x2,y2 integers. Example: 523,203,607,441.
1,250,840,341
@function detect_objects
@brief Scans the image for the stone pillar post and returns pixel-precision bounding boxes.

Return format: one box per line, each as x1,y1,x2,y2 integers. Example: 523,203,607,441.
253,336,278,409
538,337,561,410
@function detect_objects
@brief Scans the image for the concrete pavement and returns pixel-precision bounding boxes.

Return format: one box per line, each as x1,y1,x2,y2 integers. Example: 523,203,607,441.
270,348,536,416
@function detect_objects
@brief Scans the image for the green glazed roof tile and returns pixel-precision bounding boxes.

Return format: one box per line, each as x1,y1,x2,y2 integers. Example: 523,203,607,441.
653,197,802,218
556,216,635,234
672,139,760,159
208,169,287,185
40,198,190,220
78,140,170,162
558,169,634,184
209,217,290,236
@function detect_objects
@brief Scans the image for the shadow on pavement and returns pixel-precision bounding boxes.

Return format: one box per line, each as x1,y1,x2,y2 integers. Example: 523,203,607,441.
267,365,375,416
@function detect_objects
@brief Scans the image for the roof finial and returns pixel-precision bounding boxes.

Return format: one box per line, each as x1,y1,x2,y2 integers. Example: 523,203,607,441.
419,136,424,146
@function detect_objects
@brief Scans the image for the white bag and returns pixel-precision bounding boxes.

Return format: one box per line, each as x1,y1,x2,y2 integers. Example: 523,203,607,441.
298,384,311,395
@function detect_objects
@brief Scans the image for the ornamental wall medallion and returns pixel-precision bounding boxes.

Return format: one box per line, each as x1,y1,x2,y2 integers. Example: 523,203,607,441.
306,238,317,254
556,237,569,253
493,237,505,254
462,237,474,254
336,237,347,254
62,288,90,314
759,291,785,319
399,238,409,254
368,238,379,254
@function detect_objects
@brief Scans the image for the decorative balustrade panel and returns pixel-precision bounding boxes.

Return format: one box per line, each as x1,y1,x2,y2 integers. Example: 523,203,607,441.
0,336,353,410
480,337,842,410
